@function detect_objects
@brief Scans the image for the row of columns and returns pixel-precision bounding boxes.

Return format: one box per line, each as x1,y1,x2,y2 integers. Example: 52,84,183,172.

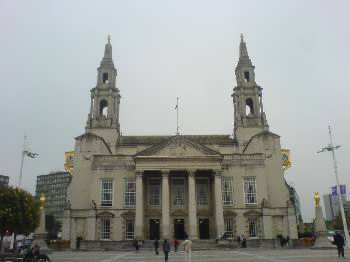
134,170,224,240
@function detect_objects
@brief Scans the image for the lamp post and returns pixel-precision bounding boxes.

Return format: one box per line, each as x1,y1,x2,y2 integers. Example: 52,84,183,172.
317,125,349,247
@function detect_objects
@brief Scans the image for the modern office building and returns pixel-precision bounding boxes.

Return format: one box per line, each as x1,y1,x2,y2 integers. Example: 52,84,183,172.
0,175,9,186
35,171,72,220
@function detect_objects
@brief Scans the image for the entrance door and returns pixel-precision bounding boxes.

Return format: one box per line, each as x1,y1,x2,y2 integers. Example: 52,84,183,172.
199,218,209,239
174,219,185,239
149,219,160,240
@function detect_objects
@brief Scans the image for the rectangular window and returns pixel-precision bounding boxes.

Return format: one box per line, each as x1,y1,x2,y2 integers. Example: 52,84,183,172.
224,217,234,239
149,179,161,207
172,179,185,208
100,218,111,240
244,177,257,204
248,218,257,237
125,219,134,240
222,177,233,206
124,179,136,208
101,179,113,207
196,179,209,207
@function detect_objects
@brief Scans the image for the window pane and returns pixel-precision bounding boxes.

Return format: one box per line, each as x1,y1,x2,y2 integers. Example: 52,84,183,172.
124,179,136,208
244,177,256,204
222,177,233,206
100,218,111,240
101,179,113,206
196,179,208,207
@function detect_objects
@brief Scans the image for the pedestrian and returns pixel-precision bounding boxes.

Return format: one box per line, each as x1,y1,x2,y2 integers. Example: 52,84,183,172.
333,232,345,258
236,235,241,247
181,237,192,262
133,239,139,251
154,238,159,255
241,235,247,248
174,239,179,252
163,239,171,262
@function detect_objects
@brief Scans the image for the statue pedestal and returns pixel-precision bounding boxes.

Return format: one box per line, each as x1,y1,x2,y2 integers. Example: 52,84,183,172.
32,209,50,253
312,206,335,249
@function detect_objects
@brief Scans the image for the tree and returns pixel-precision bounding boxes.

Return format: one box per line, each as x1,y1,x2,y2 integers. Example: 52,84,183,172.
0,186,40,239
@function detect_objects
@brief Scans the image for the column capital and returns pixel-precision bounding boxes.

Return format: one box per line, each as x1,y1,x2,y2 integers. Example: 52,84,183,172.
188,169,196,177
135,171,143,178
214,169,223,177
161,170,170,177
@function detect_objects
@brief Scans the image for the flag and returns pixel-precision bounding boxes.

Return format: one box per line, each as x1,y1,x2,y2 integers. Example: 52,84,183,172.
331,185,347,196
340,184,346,195
23,150,39,158
175,104,178,110
331,186,337,196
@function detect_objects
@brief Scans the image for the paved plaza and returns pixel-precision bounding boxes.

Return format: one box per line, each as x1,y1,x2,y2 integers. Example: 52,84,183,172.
50,249,350,262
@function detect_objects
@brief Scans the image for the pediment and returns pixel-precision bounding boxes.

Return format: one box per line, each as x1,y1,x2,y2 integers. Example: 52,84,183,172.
136,135,220,157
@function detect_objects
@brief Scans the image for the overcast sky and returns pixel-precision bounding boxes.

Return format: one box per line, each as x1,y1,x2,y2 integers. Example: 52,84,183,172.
0,0,349,222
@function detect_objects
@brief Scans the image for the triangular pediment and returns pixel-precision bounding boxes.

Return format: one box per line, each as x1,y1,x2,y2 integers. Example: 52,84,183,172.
136,136,220,157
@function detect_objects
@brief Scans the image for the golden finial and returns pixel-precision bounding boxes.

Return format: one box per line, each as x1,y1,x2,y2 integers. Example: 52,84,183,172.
39,193,46,210
314,192,320,208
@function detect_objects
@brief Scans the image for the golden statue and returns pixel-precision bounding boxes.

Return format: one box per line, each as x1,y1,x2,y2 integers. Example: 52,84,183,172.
39,193,46,210
314,192,320,208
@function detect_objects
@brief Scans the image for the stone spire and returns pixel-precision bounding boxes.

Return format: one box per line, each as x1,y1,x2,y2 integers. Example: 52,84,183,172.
232,34,268,143
85,36,121,146
236,33,254,71
101,35,114,68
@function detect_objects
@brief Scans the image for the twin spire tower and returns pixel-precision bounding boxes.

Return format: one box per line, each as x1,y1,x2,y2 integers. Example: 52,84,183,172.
85,35,269,146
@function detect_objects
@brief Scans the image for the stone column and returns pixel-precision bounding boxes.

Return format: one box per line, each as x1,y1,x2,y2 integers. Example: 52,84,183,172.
135,171,144,239
86,210,97,240
161,170,170,239
188,170,198,239
214,170,225,238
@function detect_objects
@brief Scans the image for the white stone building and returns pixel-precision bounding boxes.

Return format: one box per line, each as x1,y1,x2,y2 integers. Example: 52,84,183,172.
63,35,298,248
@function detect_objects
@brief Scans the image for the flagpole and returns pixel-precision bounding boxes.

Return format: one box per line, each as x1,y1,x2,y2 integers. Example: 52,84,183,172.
18,135,26,187
176,97,179,135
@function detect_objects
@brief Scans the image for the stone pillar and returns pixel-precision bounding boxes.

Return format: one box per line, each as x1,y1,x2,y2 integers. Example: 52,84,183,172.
188,170,198,239
214,170,224,238
262,212,273,239
86,210,97,240
162,170,170,239
135,171,144,239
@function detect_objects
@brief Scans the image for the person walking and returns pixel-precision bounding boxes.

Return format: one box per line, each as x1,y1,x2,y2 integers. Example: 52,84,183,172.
181,237,192,262
154,238,159,255
334,232,345,258
162,239,171,262
173,239,179,252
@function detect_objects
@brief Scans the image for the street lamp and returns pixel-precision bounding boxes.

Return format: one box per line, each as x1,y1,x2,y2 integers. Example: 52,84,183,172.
317,125,349,247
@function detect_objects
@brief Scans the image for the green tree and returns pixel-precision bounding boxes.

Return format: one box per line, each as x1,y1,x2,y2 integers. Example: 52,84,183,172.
0,186,40,239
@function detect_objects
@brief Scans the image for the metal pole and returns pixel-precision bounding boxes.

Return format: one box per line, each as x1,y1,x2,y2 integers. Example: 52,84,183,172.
18,135,26,188
328,125,350,246
176,97,179,135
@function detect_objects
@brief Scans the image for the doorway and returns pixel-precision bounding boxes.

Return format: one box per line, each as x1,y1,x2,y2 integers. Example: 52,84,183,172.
149,219,160,240
174,219,185,239
199,218,209,239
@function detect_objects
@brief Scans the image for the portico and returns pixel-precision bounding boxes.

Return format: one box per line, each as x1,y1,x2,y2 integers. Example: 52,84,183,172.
134,156,224,240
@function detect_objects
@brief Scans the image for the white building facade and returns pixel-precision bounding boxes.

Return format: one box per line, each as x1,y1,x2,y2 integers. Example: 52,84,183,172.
63,35,298,248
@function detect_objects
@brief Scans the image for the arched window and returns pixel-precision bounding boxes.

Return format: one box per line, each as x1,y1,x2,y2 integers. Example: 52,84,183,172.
244,71,250,82
102,73,109,84
245,98,254,116
99,99,108,117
